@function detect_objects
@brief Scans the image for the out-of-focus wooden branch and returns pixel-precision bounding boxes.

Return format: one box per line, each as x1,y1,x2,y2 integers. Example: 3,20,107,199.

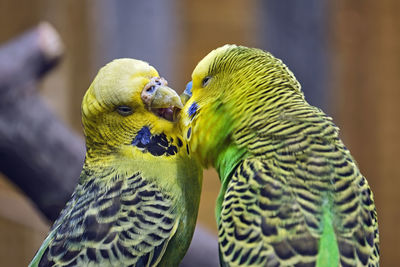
0,22,219,266
0,22,84,221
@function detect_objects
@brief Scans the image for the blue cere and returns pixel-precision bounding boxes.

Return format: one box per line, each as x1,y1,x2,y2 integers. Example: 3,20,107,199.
184,81,193,97
188,102,198,118
132,126,151,146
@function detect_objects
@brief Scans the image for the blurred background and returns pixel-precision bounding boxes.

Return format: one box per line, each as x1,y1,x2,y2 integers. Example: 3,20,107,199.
0,0,399,266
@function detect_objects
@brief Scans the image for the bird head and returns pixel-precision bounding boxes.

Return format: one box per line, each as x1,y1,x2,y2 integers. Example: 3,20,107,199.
82,58,183,155
181,45,303,167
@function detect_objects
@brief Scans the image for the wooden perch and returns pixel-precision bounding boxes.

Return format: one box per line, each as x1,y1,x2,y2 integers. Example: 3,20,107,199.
0,22,219,266
0,22,63,100
0,22,84,221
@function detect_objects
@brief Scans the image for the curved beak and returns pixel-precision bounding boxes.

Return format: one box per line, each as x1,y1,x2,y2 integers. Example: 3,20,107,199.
152,85,183,109
180,80,193,105
142,77,183,109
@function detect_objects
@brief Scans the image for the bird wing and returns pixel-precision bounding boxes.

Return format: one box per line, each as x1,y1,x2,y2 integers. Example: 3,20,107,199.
218,157,319,266
31,172,179,267
218,154,378,266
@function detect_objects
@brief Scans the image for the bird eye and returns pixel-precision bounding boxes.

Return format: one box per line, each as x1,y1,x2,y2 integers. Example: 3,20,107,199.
116,106,133,116
202,76,211,87
146,86,156,93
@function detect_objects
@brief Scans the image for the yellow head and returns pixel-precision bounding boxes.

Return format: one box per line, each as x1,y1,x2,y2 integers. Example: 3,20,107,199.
181,45,304,167
82,58,182,157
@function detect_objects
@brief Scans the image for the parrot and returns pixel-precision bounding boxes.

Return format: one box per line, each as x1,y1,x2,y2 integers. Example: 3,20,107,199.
180,45,379,267
29,58,203,267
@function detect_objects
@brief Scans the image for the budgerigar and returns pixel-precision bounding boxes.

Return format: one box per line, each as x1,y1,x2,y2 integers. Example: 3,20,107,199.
30,58,203,266
181,45,379,266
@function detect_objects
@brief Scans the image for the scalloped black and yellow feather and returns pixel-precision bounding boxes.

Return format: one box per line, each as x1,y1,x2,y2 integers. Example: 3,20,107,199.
181,45,379,267
30,59,202,267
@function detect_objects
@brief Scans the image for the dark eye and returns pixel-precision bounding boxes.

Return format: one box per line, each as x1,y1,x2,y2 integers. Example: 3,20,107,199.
116,106,133,116
202,76,211,87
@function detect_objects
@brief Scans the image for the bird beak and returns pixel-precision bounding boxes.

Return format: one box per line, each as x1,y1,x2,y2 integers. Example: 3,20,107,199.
180,81,193,105
151,85,183,109
142,77,183,109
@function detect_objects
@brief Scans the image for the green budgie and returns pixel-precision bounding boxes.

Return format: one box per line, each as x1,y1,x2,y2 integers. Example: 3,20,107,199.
180,45,379,266
30,58,202,266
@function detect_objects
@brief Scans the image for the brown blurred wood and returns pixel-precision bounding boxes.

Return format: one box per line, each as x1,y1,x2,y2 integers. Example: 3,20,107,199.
260,0,331,110
333,1,400,265
0,171,48,267
0,175,48,232
32,0,93,131
0,23,85,221
0,216,46,266
177,0,259,234
0,22,63,103
176,0,259,89
0,2,53,266
0,0,41,43
64,0,92,131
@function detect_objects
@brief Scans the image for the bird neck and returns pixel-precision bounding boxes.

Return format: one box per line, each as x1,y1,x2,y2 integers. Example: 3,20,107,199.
80,133,191,200
215,143,246,182
80,147,125,185
214,142,247,223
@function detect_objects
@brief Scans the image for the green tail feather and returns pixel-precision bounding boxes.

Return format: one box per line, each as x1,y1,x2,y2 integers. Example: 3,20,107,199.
316,201,339,267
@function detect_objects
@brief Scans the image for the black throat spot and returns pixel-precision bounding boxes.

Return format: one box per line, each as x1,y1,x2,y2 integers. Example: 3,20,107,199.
132,126,178,157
